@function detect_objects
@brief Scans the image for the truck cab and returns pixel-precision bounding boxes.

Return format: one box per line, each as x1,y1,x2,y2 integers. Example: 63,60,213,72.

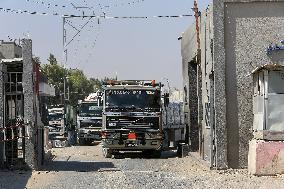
77,93,103,145
101,80,163,158
48,105,67,147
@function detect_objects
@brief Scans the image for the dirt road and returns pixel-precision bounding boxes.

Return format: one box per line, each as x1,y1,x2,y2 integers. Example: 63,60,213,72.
1,145,284,189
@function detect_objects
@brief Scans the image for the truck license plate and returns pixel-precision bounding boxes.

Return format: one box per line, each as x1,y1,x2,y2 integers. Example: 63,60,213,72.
126,140,138,147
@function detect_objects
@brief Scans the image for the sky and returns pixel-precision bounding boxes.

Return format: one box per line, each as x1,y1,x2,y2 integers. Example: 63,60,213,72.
0,0,212,89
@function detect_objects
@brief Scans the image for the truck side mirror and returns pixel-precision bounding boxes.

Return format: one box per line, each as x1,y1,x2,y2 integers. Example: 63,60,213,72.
164,93,169,107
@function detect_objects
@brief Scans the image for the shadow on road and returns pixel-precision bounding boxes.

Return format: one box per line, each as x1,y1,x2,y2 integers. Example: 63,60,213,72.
0,170,32,189
114,150,178,159
42,161,116,172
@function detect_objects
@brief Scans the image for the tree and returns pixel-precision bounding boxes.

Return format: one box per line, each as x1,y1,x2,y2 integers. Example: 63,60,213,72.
67,69,93,105
41,54,97,106
89,77,117,91
33,56,41,65
47,53,57,65
42,54,66,105
90,78,103,90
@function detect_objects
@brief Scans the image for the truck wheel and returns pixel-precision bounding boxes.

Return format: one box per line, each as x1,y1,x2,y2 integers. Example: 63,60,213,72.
85,139,93,146
102,148,112,158
78,138,85,145
151,150,162,158
143,150,161,158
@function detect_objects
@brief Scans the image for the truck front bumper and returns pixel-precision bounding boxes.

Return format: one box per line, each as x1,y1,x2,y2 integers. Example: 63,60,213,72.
77,128,101,141
101,138,162,151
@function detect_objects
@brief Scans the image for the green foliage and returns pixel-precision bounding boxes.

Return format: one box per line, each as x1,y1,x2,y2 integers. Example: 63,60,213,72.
47,54,58,65
67,69,94,105
89,77,117,91
33,56,41,65
41,54,99,106
90,78,102,90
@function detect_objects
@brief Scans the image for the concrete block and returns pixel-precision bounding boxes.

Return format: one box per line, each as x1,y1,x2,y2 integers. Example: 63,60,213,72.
254,130,284,141
177,143,189,158
248,139,284,175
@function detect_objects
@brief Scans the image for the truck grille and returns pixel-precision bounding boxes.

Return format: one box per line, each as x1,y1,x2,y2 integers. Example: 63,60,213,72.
80,120,102,128
106,116,160,129
49,124,63,132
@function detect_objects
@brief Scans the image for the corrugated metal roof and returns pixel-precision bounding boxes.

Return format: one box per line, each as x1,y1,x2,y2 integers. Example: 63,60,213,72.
251,64,284,74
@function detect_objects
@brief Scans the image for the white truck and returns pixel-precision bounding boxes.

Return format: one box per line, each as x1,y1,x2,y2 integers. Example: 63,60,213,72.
48,104,77,147
77,92,103,145
48,105,66,147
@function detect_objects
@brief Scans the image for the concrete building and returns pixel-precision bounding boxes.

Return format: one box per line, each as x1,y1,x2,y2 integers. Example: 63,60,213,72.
0,39,53,169
0,41,22,59
181,0,284,169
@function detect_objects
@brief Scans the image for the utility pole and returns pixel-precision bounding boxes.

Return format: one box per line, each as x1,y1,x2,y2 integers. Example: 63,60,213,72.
62,12,94,145
193,0,201,51
63,16,68,140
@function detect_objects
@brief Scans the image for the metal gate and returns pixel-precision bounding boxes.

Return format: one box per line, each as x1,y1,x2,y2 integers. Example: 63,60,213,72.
1,63,29,166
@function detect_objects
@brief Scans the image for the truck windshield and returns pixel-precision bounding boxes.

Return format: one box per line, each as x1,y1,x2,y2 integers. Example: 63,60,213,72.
105,89,160,111
79,103,102,117
48,113,63,121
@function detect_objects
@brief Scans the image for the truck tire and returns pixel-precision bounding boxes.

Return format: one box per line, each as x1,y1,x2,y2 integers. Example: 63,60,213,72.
78,138,86,145
102,148,112,158
152,150,162,158
85,139,93,146
143,150,161,158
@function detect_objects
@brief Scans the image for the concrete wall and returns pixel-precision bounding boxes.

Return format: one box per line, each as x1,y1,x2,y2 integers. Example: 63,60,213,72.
0,41,22,59
249,139,284,175
181,25,199,150
22,39,37,169
0,62,5,167
182,4,226,168
0,39,45,169
200,5,214,163
181,0,284,169
213,0,284,168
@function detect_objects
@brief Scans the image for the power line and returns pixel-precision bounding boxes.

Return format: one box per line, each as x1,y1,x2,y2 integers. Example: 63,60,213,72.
0,7,193,19
99,0,146,10
25,0,69,9
65,17,93,48
24,0,147,14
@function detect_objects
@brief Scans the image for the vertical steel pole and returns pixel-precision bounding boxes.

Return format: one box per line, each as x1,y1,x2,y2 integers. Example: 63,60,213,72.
63,17,67,136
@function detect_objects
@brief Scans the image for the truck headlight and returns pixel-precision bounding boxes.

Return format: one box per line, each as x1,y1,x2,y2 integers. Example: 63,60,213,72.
108,122,117,127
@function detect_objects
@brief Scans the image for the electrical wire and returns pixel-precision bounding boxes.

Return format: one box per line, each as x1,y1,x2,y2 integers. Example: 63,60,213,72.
0,7,193,18
99,0,146,10
65,17,93,48
25,0,69,9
